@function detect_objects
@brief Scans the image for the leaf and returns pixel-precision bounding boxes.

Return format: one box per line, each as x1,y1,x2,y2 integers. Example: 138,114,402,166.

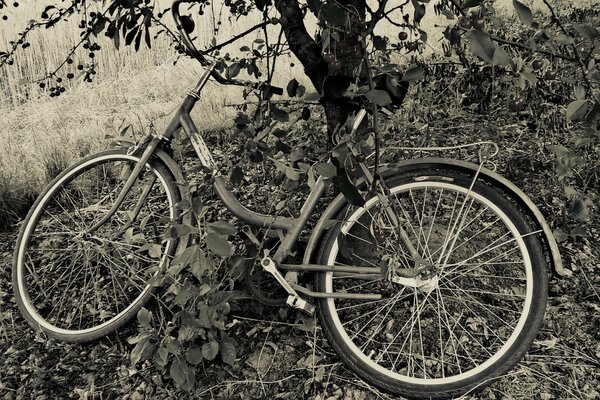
303,92,321,101
227,63,241,78
301,107,311,121
401,66,424,82
153,346,169,368
566,99,590,121
339,169,365,206
286,78,299,97
467,30,495,63
146,243,162,259
554,33,574,45
125,26,139,47
137,307,152,329
207,221,237,236
144,25,151,49
270,158,301,181
169,244,198,275
520,70,538,86
553,228,568,242
192,195,203,216
365,90,393,106
220,337,237,365
180,15,195,34
574,85,586,100
567,198,589,220
573,24,599,40
373,35,387,51
320,3,347,26
202,340,219,361
492,46,514,68
134,28,143,52
92,15,106,36
271,106,289,122
170,356,194,390
185,347,203,365
513,0,533,26
255,0,267,11
314,162,337,178
462,0,484,8
411,0,426,23
307,0,321,15
166,224,194,240
206,233,234,258
535,337,558,349
131,336,156,365
547,144,570,159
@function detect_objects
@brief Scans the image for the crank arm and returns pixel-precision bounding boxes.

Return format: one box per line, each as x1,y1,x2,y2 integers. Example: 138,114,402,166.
261,257,315,315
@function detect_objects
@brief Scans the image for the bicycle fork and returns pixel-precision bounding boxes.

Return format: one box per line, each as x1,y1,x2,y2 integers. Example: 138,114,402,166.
85,135,163,236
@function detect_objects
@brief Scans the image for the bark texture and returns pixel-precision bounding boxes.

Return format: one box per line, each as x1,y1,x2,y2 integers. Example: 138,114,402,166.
274,0,367,147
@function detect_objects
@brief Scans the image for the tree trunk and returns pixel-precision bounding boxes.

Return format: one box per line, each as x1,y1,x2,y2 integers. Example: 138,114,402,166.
274,0,367,148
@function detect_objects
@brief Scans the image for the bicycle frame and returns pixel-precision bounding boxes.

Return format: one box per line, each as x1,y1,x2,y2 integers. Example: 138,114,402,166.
83,63,383,305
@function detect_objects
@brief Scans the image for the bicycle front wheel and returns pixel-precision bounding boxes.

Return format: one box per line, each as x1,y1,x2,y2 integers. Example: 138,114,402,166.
13,149,181,343
316,168,548,399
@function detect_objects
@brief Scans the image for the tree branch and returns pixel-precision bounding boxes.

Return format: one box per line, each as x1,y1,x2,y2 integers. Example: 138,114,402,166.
541,0,598,103
457,26,576,62
274,0,326,92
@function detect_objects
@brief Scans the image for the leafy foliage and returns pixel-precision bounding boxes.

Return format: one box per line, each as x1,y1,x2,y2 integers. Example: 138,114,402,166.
1,0,599,394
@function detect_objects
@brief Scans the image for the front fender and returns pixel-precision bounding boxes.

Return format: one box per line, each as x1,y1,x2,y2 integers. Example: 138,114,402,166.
303,158,570,277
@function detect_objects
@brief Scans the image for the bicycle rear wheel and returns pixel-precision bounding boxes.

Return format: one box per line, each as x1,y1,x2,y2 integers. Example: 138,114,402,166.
13,149,181,343
316,168,547,399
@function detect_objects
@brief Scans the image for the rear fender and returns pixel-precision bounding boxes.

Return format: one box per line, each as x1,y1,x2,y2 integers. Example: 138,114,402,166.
303,158,569,277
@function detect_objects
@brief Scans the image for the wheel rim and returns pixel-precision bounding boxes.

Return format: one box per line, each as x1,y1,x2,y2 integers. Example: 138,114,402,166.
16,154,177,336
323,180,534,385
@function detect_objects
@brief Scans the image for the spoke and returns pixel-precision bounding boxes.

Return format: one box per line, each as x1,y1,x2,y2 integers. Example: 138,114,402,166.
430,292,479,369
440,196,476,267
441,246,523,286
30,251,84,303
381,287,436,372
351,291,406,341
434,190,461,265
433,287,464,375
422,188,446,265
427,210,499,261
441,279,520,330
440,284,512,342
52,195,86,232
44,209,79,235
49,252,88,323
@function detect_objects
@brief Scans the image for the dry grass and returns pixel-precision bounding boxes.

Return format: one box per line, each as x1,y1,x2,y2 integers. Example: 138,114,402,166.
0,1,315,228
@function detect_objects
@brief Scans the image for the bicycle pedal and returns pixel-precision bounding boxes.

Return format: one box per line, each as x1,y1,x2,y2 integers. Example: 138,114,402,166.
286,295,315,316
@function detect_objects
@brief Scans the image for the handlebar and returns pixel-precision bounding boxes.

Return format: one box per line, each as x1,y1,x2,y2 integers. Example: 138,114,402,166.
172,0,283,95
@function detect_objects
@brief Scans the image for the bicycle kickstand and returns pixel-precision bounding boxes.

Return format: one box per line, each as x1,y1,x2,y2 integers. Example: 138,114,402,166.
260,257,316,315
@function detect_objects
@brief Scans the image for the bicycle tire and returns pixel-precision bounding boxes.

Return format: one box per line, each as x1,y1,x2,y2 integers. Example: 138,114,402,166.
13,149,182,343
316,168,548,399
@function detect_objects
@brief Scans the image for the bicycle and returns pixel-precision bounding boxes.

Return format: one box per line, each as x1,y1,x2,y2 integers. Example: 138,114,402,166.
12,1,566,398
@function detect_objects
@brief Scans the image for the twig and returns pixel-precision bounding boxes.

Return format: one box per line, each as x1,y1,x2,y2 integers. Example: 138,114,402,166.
456,26,576,62
542,0,599,103
198,20,272,56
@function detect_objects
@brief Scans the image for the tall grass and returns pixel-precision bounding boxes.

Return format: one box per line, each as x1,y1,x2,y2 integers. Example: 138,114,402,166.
0,2,315,228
